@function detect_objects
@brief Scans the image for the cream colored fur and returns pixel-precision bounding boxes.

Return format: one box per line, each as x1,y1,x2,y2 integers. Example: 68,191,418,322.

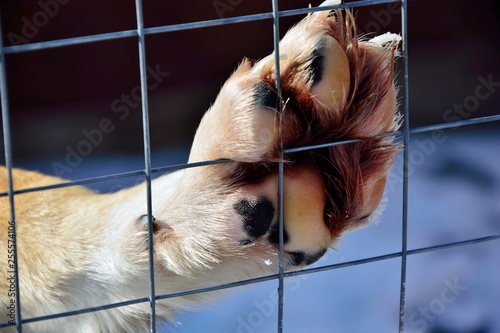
0,3,400,332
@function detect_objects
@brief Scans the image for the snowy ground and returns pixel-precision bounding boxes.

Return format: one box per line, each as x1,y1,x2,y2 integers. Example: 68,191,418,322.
162,129,500,333
17,128,500,333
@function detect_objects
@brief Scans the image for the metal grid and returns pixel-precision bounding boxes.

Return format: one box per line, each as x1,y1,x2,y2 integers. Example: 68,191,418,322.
1,0,500,332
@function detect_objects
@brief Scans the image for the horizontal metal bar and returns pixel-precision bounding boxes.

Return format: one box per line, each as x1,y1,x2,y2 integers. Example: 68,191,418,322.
0,169,146,198
287,234,500,278
151,158,231,173
285,114,500,154
2,30,137,54
2,233,497,328
143,12,273,35
2,0,400,54
407,234,500,256
145,0,400,35
2,113,497,198
408,114,500,135
0,159,232,198
0,297,150,329
282,0,400,17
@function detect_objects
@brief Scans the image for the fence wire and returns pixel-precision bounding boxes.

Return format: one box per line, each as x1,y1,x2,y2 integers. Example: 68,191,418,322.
1,1,500,332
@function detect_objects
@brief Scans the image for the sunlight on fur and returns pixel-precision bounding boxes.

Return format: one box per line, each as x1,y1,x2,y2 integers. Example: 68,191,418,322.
0,2,401,332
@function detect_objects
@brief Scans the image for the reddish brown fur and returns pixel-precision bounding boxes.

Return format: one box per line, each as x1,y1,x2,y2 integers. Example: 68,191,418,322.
231,10,400,239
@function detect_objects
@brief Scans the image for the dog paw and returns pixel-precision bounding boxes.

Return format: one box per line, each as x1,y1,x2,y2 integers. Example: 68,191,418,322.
187,8,400,268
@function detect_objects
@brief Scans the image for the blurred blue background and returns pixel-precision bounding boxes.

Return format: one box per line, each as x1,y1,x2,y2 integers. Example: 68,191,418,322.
1,0,499,332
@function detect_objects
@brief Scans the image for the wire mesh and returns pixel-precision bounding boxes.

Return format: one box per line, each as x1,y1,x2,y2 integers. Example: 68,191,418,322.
1,0,500,332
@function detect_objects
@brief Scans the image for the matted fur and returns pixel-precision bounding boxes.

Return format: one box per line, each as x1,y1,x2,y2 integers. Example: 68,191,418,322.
0,6,400,333
231,10,400,238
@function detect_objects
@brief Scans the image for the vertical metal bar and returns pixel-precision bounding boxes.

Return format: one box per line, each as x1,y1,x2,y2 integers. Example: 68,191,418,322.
271,0,285,332
398,0,410,332
133,0,156,331
0,13,23,333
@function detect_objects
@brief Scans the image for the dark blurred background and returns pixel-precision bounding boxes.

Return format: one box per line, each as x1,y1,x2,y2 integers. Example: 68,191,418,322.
0,0,499,172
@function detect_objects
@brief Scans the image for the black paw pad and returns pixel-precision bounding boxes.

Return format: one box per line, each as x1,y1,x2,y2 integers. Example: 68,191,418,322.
253,82,279,110
234,197,275,238
267,223,290,245
288,248,327,266
309,37,327,86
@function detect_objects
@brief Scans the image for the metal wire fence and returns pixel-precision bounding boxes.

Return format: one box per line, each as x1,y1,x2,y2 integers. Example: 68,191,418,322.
1,0,500,332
